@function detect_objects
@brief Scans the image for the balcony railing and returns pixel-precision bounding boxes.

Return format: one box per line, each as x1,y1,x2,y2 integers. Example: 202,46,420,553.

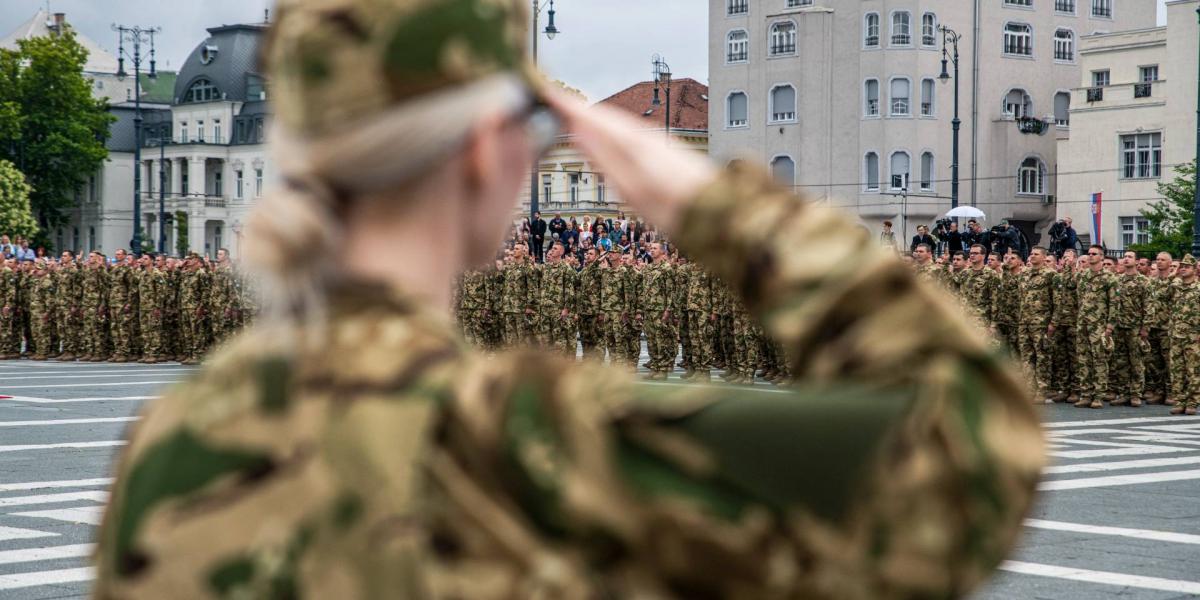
727,51,747,62
728,0,747,15
1086,87,1104,102
1055,0,1076,12
204,196,228,208
1134,83,1153,98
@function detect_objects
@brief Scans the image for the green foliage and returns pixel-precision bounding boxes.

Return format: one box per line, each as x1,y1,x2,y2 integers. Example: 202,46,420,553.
0,32,114,232
175,210,188,257
1131,161,1198,258
0,159,38,239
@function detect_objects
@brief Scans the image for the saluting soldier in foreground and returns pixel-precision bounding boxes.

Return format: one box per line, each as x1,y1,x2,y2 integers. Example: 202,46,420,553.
95,2,1043,598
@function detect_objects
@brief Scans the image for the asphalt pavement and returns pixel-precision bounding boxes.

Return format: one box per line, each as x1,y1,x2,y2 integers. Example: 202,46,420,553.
0,356,1198,599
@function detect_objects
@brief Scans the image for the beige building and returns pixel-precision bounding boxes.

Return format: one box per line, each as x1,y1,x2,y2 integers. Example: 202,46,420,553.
1057,0,1198,251
708,0,1156,245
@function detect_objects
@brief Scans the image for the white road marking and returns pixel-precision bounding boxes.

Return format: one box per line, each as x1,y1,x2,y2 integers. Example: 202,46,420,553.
1132,423,1200,433
0,380,177,389
1044,416,1200,428
0,544,92,565
0,441,126,453
1047,438,1195,459
0,525,57,542
0,370,193,380
1,395,158,404
1042,455,1200,474
1039,469,1200,490
1024,519,1200,545
0,478,112,492
0,417,138,427
0,566,95,590
0,491,108,508
12,506,105,526
999,561,1200,594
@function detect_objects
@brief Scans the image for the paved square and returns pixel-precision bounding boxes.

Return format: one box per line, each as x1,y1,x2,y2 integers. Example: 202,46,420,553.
1,358,1198,599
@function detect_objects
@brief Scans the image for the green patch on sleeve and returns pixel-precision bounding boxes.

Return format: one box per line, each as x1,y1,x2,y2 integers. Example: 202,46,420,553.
502,381,570,539
257,356,293,414
207,557,256,596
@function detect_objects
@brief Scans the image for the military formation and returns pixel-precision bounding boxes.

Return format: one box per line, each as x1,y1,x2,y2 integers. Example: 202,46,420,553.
0,247,253,364
456,240,791,383
913,242,1200,415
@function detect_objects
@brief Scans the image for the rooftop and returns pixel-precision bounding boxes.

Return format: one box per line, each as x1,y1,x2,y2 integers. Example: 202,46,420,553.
0,10,119,74
598,77,709,132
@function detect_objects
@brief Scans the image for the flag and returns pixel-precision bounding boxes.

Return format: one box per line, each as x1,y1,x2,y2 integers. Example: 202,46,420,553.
1090,192,1103,245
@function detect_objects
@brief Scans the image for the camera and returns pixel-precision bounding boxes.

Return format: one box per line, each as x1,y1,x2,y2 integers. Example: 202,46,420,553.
934,218,954,233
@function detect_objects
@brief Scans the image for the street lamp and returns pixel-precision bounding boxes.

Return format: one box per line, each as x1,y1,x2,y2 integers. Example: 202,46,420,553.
113,23,161,257
149,136,171,255
938,25,962,210
529,0,561,223
652,54,672,142
1192,5,1200,257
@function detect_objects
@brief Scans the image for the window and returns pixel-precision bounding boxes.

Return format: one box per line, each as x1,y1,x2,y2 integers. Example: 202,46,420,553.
890,152,910,190
728,0,747,16
865,152,880,191
727,92,748,127
181,169,189,196
891,12,911,45
786,0,812,6
214,119,222,144
1092,70,1110,87
865,79,880,116
864,13,880,47
727,30,748,62
1120,217,1150,248
597,174,606,203
255,168,264,197
180,122,188,144
235,170,244,199
1005,0,1032,6
183,77,221,103
921,13,937,46
890,78,911,116
1003,88,1032,118
1054,92,1070,126
1121,133,1162,179
197,120,205,143
920,152,934,191
1004,23,1033,56
771,156,796,187
1054,29,1074,61
255,118,265,142
1092,0,1112,18
1018,157,1045,195
569,173,580,204
769,21,797,56
770,85,796,122
920,78,935,116
214,171,223,197
541,174,552,201
1056,0,1076,13
1140,65,1159,82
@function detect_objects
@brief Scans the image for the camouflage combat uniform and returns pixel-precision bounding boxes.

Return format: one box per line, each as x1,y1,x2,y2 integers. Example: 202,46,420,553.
210,264,242,347
458,269,491,350
1017,264,1055,395
27,265,57,359
576,260,602,360
81,263,110,360
620,263,642,363
1074,267,1118,405
958,266,998,331
138,266,169,363
55,262,84,360
1050,266,1080,397
0,263,16,358
1110,272,1149,403
536,259,576,355
500,260,533,348
1144,273,1173,401
1167,266,1200,409
108,261,140,361
684,265,714,377
640,259,675,376
993,269,1020,352
180,266,212,363
599,261,626,364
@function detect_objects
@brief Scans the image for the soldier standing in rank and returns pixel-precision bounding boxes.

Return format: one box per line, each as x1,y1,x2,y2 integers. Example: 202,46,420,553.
0,258,17,359
960,245,999,331
1168,255,1200,415
912,243,939,280
576,247,603,359
673,255,692,371
727,292,760,384
1048,249,1080,402
1110,251,1149,407
994,253,1022,352
641,242,675,379
458,267,491,349
538,241,576,355
1019,247,1055,401
1144,251,1174,404
137,255,168,363
500,244,534,347
1073,245,1119,409
81,252,110,362
621,253,643,365
210,248,241,346
180,253,212,364
683,261,714,381
107,249,139,362
55,251,83,361
598,252,626,364
486,258,505,349
27,261,57,360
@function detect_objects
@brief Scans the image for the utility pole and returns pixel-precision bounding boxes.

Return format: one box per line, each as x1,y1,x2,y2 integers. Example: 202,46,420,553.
529,0,560,223
113,23,160,257
1192,5,1200,257
939,25,963,210
652,54,672,142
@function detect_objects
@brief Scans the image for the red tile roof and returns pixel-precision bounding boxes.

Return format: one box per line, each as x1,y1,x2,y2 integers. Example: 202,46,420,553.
597,78,708,132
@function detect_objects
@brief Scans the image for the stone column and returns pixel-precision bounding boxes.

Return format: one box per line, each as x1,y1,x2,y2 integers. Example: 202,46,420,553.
188,157,206,200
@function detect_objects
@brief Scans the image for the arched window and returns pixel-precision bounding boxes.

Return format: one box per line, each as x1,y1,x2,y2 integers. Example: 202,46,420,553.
769,84,797,122
1004,23,1033,56
1054,91,1071,126
769,21,797,56
1054,29,1075,61
890,78,911,116
727,92,748,128
922,13,937,46
183,78,221,103
921,78,935,116
864,79,880,116
891,12,912,45
1003,88,1033,118
727,30,749,62
890,151,911,190
1018,157,1045,195
920,152,934,190
864,13,880,47
771,156,796,187
865,152,880,191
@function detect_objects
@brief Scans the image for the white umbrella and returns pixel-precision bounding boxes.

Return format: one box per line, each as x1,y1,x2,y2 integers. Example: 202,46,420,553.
945,206,986,219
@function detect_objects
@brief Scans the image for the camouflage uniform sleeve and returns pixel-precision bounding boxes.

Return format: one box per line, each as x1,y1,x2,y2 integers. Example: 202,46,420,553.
1106,276,1120,328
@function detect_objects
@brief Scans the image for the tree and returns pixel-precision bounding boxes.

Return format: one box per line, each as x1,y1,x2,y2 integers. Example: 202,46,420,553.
1131,160,1198,258
0,31,113,241
0,159,38,239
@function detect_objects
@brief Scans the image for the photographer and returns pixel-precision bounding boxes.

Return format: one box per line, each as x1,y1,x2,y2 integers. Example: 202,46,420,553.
962,219,991,255
1048,216,1078,258
933,219,965,256
991,220,1021,258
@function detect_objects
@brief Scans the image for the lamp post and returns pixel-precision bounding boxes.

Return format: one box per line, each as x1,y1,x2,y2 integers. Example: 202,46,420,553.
529,0,560,223
113,23,161,257
651,54,672,142
938,25,963,210
1192,5,1200,257
152,136,170,255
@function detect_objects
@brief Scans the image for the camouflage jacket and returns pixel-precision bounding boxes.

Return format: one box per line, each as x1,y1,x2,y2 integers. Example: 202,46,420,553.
575,262,601,316
537,260,576,315
138,268,169,315
1145,276,1174,330
181,269,212,313
0,266,15,312
28,271,56,315
95,166,1042,600
621,266,641,314
55,264,83,313
82,267,109,311
499,262,532,314
1114,273,1149,330
1167,278,1200,337
598,265,625,314
958,267,998,324
457,270,488,312
108,264,138,315
685,266,713,313
993,270,1021,326
210,266,241,318
641,261,675,313
1017,267,1054,329
1075,268,1118,329
1051,269,1079,328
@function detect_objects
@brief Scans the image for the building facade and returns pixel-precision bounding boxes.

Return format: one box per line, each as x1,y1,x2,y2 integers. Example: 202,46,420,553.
708,0,1156,244
1057,0,1198,251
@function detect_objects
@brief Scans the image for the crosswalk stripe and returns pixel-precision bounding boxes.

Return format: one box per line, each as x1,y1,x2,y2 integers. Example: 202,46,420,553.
1043,454,1200,474
1039,469,1200,490
0,525,57,542
12,506,105,526
0,492,108,508
1,395,158,404
0,566,95,590
0,381,177,389
1044,416,1200,428
0,478,112,493
0,441,126,453
0,371,191,381
1024,519,1200,545
0,417,138,427
0,544,92,566
999,561,1200,594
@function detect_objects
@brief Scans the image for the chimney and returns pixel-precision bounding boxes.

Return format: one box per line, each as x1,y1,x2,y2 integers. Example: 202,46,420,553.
53,13,65,35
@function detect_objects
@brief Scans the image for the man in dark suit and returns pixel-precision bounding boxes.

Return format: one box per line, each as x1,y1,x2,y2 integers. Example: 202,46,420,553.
529,211,548,263
910,225,936,255
549,213,567,242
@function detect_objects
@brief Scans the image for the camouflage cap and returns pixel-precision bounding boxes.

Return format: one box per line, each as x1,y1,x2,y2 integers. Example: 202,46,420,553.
265,0,534,137
1182,254,1196,266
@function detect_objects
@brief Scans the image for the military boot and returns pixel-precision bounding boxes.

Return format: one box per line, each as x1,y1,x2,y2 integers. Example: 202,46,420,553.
1110,396,1129,406
1170,405,1187,415
1073,398,1092,408
1164,397,1179,406
57,353,75,361
1089,399,1104,409
1130,397,1143,407
1187,407,1198,416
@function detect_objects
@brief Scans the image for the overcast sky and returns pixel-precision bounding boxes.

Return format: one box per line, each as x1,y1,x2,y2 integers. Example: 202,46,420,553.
0,0,1172,102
